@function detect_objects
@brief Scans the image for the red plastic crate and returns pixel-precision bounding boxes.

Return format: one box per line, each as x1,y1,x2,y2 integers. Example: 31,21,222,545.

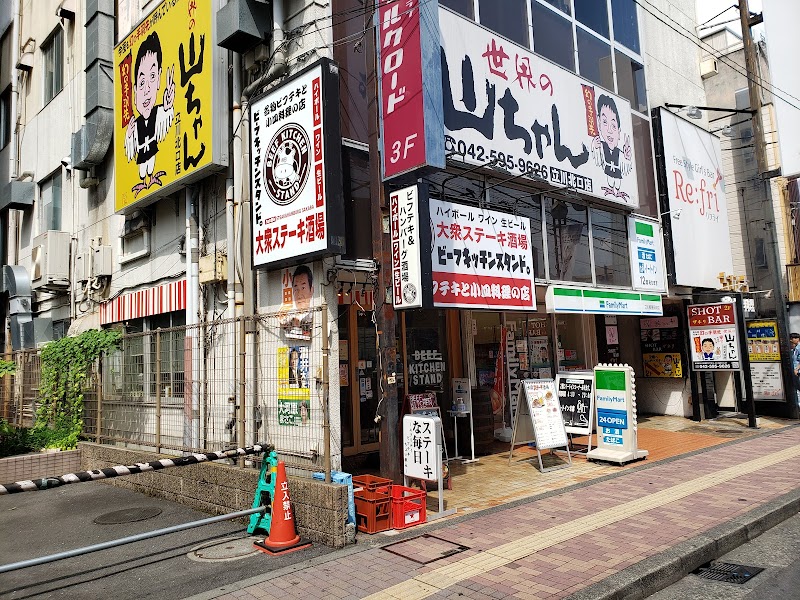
355,494,391,534
352,474,393,500
391,485,427,530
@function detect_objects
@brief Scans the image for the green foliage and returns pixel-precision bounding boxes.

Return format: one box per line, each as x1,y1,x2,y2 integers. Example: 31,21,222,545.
0,419,33,457
34,329,122,450
0,359,16,378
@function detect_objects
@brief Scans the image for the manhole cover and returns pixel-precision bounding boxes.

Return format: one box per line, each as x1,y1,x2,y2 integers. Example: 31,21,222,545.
187,536,261,562
693,562,764,584
94,507,163,524
383,534,469,565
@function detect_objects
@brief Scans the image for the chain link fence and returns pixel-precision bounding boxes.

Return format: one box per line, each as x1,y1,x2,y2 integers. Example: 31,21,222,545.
2,308,333,478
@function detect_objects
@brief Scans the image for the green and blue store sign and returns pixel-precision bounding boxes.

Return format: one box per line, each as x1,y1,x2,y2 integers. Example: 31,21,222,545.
545,285,663,316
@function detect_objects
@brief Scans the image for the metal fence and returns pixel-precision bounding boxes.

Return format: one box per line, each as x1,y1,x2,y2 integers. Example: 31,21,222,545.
2,309,332,478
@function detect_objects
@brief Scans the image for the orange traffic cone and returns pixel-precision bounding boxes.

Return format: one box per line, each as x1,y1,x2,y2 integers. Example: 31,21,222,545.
254,460,312,555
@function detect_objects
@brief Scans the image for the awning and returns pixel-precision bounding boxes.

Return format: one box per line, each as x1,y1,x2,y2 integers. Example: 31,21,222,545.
545,285,663,316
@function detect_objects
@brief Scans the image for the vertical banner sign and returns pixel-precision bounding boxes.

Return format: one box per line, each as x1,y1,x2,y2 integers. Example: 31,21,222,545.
687,303,741,370
114,0,228,213
747,320,785,401
430,199,536,310
377,0,445,180
250,59,344,269
654,108,733,288
389,184,429,309
628,216,666,292
439,8,639,208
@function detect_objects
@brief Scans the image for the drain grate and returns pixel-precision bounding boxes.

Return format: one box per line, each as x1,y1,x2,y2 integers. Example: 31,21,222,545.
94,507,163,524
693,562,764,584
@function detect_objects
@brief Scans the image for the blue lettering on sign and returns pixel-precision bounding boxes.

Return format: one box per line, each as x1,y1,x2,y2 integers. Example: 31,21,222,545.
597,408,628,429
603,435,623,445
638,248,656,262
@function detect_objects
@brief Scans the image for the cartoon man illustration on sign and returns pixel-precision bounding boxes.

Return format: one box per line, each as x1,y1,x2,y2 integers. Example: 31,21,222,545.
591,94,632,200
124,32,175,197
701,338,716,360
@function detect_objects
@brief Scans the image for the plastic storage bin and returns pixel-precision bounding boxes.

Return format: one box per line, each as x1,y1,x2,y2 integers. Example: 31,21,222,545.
354,492,392,533
313,470,355,526
390,485,427,530
352,474,392,500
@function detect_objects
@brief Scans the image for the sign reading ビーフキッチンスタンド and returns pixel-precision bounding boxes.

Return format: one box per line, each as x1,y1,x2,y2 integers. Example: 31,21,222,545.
114,0,227,213
439,7,638,208
249,59,344,269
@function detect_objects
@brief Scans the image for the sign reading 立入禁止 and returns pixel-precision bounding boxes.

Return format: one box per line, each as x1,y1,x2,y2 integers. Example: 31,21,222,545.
114,0,228,213
654,108,733,289
688,303,741,371
628,216,666,292
430,199,536,310
249,59,345,269
438,8,638,208
377,0,445,180
390,184,432,310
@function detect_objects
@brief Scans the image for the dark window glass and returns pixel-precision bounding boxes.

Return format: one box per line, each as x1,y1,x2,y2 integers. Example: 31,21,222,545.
40,170,62,231
427,171,485,205
479,0,530,47
577,29,613,90
333,0,369,143
441,0,475,19
590,208,631,286
489,185,545,277
615,51,647,113
545,197,591,283
405,310,449,398
632,114,657,217
0,86,11,149
612,0,640,53
43,27,63,104
532,1,575,72
342,147,373,259
540,0,571,16
575,0,609,38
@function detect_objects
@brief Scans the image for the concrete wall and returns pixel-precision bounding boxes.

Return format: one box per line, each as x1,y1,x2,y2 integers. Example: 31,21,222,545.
79,442,351,548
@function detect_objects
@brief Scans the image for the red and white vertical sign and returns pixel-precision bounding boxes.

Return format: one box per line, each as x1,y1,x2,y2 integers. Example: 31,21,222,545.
687,303,741,371
390,185,423,309
378,0,432,180
430,199,536,310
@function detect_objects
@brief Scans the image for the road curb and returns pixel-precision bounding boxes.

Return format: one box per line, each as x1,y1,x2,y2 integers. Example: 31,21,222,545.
564,487,800,600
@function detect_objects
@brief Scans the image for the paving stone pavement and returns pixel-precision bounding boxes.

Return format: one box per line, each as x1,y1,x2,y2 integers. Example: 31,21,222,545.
187,424,800,600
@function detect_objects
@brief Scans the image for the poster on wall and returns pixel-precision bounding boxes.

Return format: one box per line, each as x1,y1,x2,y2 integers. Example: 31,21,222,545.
439,7,638,208
249,58,344,269
746,320,781,362
278,265,316,340
430,199,536,310
277,346,311,426
687,303,741,371
113,0,228,213
751,362,784,401
654,108,733,289
640,315,684,378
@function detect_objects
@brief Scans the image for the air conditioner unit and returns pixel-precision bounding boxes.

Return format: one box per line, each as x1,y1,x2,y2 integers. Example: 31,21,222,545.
31,231,71,290
93,245,113,278
700,58,718,79
74,249,91,283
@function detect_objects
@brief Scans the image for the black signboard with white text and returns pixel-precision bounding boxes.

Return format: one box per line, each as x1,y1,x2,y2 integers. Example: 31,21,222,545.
556,372,594,435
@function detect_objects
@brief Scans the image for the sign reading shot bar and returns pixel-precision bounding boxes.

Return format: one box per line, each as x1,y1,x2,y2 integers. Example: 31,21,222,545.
687,303,741,371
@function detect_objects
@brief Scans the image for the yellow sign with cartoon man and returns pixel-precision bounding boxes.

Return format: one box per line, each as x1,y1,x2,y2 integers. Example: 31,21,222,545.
114,0,217,212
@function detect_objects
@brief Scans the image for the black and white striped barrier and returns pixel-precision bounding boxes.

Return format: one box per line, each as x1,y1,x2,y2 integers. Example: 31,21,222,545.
0,443,273,495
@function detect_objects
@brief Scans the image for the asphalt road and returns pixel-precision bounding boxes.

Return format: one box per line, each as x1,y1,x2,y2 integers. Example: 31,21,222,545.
0,482,333,600
648,511,800,599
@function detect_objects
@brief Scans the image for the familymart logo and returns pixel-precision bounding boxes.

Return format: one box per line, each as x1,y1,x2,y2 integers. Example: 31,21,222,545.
599,300,629,310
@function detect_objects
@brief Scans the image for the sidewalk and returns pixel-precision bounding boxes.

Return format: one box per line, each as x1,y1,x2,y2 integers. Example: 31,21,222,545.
187,422,800,600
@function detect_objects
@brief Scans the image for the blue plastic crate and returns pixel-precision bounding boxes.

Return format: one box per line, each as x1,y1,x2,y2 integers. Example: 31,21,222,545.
313,470,356,526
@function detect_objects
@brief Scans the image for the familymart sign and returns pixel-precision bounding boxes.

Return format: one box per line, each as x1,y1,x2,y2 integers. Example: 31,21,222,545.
545,285,663,316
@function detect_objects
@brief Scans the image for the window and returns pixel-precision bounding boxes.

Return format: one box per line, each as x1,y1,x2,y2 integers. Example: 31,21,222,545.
441,0,475,19
590,207,631,286
342,147,373,260
532,1,576,72
540,0,571,16
632,115,657,218
615,51,647,113
0,86,11,149
42,27,64,104
40,170,62,231
489,185,545,277
612,0,640,53
575,0,609,38
479,0,529,47
545,197,592,283
577,29,613,90
149,313,185,403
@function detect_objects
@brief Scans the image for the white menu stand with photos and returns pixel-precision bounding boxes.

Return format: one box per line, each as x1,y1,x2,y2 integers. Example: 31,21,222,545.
448,378,478,464
509,379,572,473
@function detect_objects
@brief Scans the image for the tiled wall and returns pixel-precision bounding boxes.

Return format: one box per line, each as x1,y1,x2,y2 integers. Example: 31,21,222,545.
0,450,81,483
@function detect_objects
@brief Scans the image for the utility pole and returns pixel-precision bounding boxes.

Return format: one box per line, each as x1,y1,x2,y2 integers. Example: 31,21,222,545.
738,0,796,417
367,0,401,481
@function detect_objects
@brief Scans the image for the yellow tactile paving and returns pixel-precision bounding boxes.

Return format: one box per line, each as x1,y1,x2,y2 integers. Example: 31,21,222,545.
365,443,800,600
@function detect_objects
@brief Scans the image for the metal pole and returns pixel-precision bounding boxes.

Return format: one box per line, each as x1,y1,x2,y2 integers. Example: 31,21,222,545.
322,303,331,483
0,506,266,574
96,351,103,442
736,291,759,428
238,318,246,466
155,329,162,453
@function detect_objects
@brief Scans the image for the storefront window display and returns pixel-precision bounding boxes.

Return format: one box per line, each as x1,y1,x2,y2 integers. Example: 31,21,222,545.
405,310,450,402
